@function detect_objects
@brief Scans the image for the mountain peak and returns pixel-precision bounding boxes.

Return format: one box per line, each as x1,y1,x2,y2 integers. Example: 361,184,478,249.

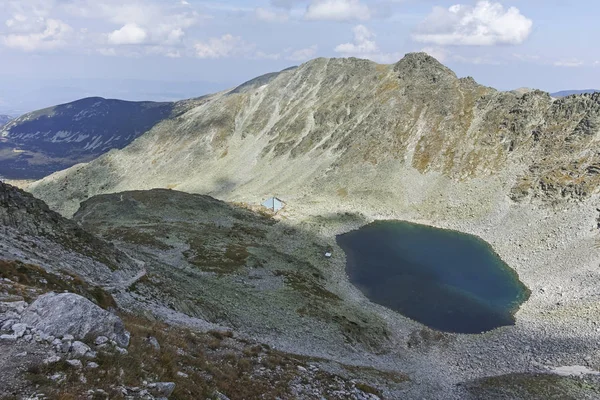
393,52,456,81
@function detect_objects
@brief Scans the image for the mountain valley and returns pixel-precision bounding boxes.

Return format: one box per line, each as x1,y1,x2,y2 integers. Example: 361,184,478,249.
2,53,600,399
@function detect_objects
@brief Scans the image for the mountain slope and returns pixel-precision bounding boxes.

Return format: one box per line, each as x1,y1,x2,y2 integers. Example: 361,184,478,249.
72,189,390,350
0,97,176,179
0,115,12,128
0,181,140,286
551,89,600,97
28,53,600,218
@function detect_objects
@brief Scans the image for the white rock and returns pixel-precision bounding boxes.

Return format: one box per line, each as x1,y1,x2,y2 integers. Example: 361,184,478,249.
62,334,74,341
1,319,16,331
0,301,27,314
66,359,83,369
147,382,176,398
71,341,91,357
147,336,160,351
177,371,189,378
58,340,71,353
43,355,61,365
95,336,109,346
11,323,27,338
0,334,17,341
87,362,99,369
21,292,130,347
49,372,65,382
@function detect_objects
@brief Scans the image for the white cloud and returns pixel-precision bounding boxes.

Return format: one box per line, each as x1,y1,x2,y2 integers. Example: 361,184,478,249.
554,59,584,67
2,17,72,52
0,0,203,56
97,47,117,56
255,51,281,60
195,34,252,59
512,53,540,62
255,8,289,22
271,0,303,9
452,54,502,65
305,0,371,21
413,1,533,46
335,25,401,63
107,23,147,45
287,45,318,61
335,25,378,54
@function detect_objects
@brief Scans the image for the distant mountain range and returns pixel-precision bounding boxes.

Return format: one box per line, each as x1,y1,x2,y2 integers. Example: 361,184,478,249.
551,89,600,97
0,97,177,180
0,78,231,116
0,115,13,128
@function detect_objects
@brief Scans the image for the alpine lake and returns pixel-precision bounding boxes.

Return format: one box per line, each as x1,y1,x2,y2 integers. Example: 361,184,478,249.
336,221,530,334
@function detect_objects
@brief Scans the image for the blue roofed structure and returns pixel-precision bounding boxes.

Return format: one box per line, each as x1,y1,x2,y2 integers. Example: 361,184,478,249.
262,197,285,212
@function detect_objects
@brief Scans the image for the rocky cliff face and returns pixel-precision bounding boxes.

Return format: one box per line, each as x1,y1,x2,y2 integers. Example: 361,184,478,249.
0,97,175,179
26,53,600,218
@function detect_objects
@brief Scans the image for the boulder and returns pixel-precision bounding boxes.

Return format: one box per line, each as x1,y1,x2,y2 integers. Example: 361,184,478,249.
72,341,91,358
20,292,130,347
147,382,176,398
95,336,109,346
67,359,83,369
11,323,27,338
147,336,161,351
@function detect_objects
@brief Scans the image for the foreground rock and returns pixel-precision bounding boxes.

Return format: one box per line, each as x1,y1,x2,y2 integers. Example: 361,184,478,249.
21,292,130,347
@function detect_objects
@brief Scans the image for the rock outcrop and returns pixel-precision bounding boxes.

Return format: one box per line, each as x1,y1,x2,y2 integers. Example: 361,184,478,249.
21,292,130,347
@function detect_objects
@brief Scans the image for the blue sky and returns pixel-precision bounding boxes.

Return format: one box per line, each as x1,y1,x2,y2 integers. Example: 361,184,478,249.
0,0,598,114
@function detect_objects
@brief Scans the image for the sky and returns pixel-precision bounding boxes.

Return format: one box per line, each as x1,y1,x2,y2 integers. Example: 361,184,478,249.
0,0,599,114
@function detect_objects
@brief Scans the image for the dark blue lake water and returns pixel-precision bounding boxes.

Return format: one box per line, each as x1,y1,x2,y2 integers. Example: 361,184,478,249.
336,221,529,334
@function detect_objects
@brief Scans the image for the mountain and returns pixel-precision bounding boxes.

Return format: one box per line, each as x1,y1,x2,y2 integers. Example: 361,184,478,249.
0,97,178,180
27,53,600,218
0,77,232,116
0,181,140,286
0,115,12,128
6,54,600,398
551,89,600,97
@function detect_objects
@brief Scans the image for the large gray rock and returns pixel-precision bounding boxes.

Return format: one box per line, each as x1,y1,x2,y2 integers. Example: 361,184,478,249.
147,382,176,398
21,292,130,347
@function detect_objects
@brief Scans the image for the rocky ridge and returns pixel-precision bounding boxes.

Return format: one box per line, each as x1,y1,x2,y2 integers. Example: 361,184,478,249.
26,53,600,218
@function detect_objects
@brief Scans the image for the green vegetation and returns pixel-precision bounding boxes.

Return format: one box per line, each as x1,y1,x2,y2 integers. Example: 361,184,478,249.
0,260,116,309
